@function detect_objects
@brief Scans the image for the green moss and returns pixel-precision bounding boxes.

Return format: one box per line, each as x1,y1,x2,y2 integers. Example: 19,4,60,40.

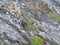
49,15,60,22
20,10,34,24
20,10,38,30
31,36,44,45
26,24,37,30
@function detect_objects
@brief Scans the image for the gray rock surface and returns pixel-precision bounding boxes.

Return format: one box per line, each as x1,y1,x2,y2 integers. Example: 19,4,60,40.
0,0,60,45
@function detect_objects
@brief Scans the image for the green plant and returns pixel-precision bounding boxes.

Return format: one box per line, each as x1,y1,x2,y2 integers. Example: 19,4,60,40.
20,10,33,24
49,15,60,22
20,10,38,30
31,36,44,45
26,24,38,30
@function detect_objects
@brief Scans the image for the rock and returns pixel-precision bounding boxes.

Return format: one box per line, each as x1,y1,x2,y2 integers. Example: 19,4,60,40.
0,0,60,45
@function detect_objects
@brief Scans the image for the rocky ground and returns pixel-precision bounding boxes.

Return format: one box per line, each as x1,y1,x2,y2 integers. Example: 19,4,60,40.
0,0,60,45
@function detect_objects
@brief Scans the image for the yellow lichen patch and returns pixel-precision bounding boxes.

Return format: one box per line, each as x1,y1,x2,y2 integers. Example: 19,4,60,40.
16,11,21,17
25,0,34,6
38,1,60,23
38,2,56,16
6,6,12,12
38,2,47,11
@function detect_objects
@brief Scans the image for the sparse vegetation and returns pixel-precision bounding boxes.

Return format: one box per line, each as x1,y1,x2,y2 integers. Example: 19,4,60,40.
20,10,38,30
0,0,60,45
49,15,60,22
20,10,34,24
31,36,44,45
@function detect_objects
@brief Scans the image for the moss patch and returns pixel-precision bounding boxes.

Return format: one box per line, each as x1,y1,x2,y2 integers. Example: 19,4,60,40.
31,36,44,45
49,15,60,22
